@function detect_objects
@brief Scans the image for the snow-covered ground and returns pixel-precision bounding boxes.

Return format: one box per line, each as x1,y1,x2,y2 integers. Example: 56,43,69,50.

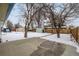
1,32,51,42
1,32,79,53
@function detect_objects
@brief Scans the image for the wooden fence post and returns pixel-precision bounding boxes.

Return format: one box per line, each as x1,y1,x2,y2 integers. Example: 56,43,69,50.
76,27,78,43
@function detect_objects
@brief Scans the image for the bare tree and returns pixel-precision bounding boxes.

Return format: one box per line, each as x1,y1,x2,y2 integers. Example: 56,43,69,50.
17,3,46,37
36,3,79,38
17,3,79,38
47,3,79,38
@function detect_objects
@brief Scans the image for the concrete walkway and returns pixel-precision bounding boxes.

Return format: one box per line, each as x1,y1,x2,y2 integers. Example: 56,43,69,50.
62,45,79,56
0,37,46,56
0,37,79,56
41,34,79,53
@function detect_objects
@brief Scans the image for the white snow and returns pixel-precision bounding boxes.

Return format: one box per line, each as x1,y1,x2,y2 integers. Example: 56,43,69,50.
41,34,76,46
1,32,51,43
2,32,25,42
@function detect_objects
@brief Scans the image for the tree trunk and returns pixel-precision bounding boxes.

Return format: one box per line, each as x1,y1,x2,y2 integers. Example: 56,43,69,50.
31,22,34,30
38,22,41,28
0,31,1,43
0,38,1,43
24,25,27,38
56,28,60,38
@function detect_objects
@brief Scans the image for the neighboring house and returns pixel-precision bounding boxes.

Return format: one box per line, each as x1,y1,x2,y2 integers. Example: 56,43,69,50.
16,27,24,32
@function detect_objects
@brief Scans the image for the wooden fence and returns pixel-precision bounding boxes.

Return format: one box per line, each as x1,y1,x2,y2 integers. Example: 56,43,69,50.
44,27,70,34
70,27,79,43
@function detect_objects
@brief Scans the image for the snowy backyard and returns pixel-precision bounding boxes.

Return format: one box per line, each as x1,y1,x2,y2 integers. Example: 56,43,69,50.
1,32,79,53
1,32,51,42
0,3,79,56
